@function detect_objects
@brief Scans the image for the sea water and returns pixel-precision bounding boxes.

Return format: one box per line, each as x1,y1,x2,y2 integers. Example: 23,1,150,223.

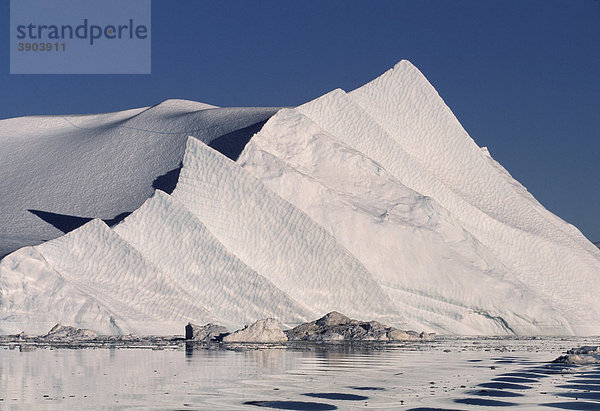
1,337,599,410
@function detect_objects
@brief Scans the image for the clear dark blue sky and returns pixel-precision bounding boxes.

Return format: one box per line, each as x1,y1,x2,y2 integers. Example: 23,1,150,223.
1,0,599,241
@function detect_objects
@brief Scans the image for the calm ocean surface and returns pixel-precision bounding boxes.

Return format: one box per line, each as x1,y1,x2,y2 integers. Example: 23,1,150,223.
1,337,599,410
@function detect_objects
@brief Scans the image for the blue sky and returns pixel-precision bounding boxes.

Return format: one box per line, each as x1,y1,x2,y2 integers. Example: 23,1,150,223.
1,0,599,241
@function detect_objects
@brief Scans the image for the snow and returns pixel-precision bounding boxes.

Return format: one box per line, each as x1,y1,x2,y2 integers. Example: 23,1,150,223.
113,190,313,329
35,219,217,335
222,318,288,343
238,108,571,335
172,137,405,327
283,62,599,335
347,61,600,334
1,59,599,336
0,247,120,335
0,101,278,258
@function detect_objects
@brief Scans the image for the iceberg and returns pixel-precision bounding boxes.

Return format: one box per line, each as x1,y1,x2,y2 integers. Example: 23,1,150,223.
35,219,217,335
113,190,313,329
1,60,598,336
0,101,278,258
238,107,570,335
347,61,600,334
172,137,405,327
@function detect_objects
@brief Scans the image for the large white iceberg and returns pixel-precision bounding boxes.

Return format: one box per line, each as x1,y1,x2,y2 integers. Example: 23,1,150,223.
171,137,404,327
347,62,600,334
113,190,313,329
238,108,570,335
0,60,598,336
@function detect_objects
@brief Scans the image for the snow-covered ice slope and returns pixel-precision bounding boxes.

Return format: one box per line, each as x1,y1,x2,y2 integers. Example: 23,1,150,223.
34,219,217,335
113,190,314,329
172,137,405,327
0,247,121,335
349,62,591,247
1,59,598,336
0,101,278,258
239,108,571,335
343,61,600,334
264,61,599,335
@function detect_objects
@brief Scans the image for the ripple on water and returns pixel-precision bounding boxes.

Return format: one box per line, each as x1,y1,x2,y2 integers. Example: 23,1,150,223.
500,371,549,379
492,376,538,383
555,383,600,392
243,400,338,410
346,386,385,391
3,337,600,409
454,397,519,407
302,393,368,401
566,377,600,383
541,401,600,410
555,391,600,401
466,389,524,398
477,382,533,390
407,408,463,411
